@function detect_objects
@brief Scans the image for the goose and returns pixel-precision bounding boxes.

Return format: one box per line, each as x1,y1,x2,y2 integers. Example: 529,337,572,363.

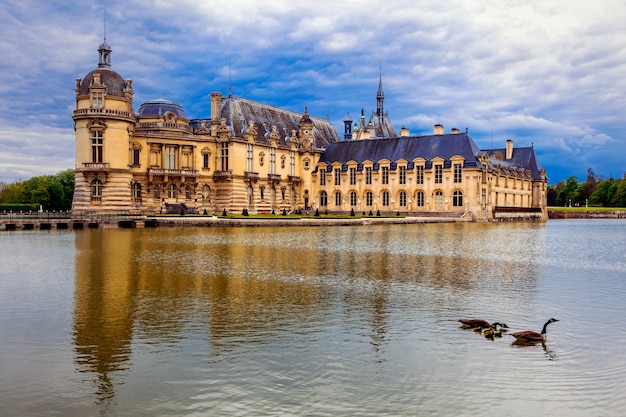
510,318,559,343
484,326,504,338
458,319,509,330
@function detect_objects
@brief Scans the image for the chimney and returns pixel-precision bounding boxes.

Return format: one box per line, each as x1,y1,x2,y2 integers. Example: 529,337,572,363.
506,139,514,160
210,92,222,122
400,126,410,137
434,124,444,135
451,128,460,134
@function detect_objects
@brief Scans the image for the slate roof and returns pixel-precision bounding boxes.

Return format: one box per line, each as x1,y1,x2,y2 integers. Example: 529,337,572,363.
482,147,545,180
218,96,341,148
318,133,483,169
368,111,397,138
78,67,126,98
137,99,189,119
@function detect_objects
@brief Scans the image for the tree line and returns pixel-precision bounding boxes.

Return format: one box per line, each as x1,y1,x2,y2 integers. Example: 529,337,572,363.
0,169,74,211
548,169,626,208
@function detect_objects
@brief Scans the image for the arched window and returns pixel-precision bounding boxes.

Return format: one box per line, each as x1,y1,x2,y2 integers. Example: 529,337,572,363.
168,184,177,199
416,191,424,207
434,190,443,209
91,179,102,202
185,185,191,199
320,191,328,207
453,190,463,207
366,191,373,206
335,191,342,207
399,191,407,207
202,184,210,201
350,191,357,207
132,182,142,200
153,184,160,199
382,191,390,206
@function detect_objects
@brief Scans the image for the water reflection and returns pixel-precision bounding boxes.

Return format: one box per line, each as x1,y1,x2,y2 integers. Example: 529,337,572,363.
71,223,551,410
73,230,136,406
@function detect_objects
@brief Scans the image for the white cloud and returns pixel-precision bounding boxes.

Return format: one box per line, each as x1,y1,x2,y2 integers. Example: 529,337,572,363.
0,0,624,183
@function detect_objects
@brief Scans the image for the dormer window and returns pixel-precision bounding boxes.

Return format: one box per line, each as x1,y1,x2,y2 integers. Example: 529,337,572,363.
92,91,103,109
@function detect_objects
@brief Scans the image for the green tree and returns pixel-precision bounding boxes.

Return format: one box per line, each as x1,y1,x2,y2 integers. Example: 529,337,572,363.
48,169,74,210
609,180,626,207
0,181,26,204
589,180,611,206
0,170,75,211
547,185,559,206
556,176,578,206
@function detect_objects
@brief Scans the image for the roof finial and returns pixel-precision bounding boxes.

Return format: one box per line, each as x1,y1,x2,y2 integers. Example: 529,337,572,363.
228,58,232,97
104,0,107,43
98,0,111,68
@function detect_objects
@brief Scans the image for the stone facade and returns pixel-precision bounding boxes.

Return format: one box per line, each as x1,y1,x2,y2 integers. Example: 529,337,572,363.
72,40,548,221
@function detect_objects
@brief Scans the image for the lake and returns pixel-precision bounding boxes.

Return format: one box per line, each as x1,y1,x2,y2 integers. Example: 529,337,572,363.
1,220,625,416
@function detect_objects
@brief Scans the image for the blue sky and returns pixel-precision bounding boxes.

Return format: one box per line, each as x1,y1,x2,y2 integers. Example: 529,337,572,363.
0,0,624,184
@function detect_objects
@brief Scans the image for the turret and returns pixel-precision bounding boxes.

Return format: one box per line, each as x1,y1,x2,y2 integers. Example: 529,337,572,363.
343,112,353,140
72,39,136,214
298,107,314,151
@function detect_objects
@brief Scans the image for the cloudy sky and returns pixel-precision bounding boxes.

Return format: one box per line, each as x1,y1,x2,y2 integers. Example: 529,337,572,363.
1,0,625,184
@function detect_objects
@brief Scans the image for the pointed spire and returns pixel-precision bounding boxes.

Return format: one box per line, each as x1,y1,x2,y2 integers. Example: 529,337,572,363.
376,64,384,117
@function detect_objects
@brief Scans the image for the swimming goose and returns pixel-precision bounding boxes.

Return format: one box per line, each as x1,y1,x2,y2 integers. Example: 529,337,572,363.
510,318,559,343
458,319,509,330
484,326,504,338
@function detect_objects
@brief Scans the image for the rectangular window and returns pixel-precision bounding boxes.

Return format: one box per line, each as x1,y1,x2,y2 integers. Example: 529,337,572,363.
399,166,406,185
365,167,372,185
203,153,209,169
366,192,373,206
320,169,326,186
246,144,253,172
220,142,229,171
435,164,443,184
133,149,140,166
349,167,356,185
335,192,342,207
454,163,462,183
350,192,357,206
334,168,341,186
399,192,406,206
382,166,389,185
290,151,295,177
91,130,103,163
165,146,176,170
92,92,103,109
270,147,276,175
382,192,389,206
133,183,142,200
416,166,424,185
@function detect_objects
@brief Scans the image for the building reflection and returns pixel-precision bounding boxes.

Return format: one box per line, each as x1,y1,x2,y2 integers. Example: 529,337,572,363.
72,225,545,406
73,230,137,407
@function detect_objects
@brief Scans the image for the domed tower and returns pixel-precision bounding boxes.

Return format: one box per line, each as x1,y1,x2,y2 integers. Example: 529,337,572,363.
72,39,136,214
